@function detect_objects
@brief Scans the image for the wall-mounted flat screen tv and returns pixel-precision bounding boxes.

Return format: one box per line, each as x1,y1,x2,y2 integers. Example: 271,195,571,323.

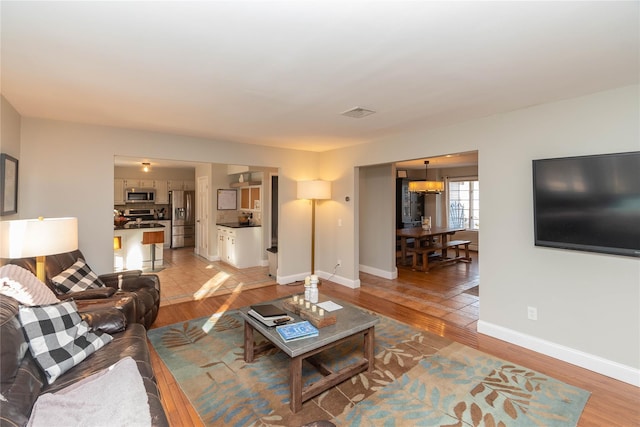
533,151,640,258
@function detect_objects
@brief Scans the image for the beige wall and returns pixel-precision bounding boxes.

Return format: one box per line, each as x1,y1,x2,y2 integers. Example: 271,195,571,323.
8,84,640,384
322,85,639,383
0,96,22,220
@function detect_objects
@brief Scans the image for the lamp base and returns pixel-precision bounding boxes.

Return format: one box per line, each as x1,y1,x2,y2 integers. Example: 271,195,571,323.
36,255,46,283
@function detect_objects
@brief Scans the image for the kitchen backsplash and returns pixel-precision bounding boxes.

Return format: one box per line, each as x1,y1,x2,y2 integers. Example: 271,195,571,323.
216,209,261,225
114,203,170,218
115,203,261,225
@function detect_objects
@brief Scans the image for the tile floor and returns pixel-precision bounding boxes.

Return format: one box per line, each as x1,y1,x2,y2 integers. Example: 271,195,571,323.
153,248,276,306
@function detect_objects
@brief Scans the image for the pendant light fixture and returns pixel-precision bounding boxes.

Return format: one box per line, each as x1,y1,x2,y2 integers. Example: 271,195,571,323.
142,162,151,172
408,161,444,194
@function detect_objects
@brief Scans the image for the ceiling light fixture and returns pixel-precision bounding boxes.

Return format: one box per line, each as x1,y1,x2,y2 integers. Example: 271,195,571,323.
408,161,444,194
142,162,151,172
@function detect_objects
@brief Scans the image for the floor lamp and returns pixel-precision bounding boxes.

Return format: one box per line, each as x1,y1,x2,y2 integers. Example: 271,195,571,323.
297,180,331,275
0,217,78,282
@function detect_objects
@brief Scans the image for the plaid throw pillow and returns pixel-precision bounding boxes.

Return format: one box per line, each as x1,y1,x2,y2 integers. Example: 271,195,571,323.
51,258,105,294
18,300,113,384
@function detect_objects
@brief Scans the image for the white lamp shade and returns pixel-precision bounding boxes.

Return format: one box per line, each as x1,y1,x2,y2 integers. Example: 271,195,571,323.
0,217,78,258
297,180,331,200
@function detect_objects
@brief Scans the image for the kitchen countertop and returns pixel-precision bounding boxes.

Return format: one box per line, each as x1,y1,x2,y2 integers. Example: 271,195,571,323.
216,222,261,228
114,223,166,230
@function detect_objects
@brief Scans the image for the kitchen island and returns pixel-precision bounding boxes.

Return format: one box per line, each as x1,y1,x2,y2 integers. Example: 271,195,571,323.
114,223,165,271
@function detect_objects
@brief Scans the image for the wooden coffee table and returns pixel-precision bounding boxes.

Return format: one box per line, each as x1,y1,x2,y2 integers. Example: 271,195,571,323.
239,296,379,412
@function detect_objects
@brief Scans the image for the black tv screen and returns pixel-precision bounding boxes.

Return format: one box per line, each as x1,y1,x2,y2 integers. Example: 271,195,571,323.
533,151,640,258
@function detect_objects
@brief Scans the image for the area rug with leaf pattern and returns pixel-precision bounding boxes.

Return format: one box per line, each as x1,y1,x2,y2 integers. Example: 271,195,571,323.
147,310,590,426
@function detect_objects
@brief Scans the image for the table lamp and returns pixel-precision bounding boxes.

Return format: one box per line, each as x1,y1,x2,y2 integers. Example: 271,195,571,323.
0,217,78,282
297,180,331,274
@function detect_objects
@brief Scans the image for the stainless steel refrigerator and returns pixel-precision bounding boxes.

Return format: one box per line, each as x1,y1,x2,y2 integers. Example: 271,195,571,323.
170,190,195,248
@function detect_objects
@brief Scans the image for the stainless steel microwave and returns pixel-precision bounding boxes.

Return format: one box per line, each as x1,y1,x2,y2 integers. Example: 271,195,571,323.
125,188,156,203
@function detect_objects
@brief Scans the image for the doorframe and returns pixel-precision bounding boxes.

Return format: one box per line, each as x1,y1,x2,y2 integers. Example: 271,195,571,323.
196,175,209,257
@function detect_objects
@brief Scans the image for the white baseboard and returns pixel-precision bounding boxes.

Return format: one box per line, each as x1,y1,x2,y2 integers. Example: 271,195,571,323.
275,270,360,288
318,271,360,289
359,264,397,279
478,320,640,387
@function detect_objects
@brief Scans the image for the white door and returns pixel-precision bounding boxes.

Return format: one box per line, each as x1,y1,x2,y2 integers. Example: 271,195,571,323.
196,176,209,257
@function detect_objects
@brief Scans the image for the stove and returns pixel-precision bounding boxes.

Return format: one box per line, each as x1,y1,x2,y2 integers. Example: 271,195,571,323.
123,208,156,221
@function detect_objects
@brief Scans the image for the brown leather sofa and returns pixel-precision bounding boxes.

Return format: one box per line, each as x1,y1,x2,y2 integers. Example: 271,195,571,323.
0,294,169,426
9,250,160,329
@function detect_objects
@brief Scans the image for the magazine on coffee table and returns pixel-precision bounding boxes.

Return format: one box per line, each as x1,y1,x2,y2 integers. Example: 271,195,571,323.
276,321,319,342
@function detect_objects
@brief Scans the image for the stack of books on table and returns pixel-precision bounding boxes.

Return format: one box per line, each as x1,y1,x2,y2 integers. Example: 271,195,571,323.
248,304,291,327
276,321,319,342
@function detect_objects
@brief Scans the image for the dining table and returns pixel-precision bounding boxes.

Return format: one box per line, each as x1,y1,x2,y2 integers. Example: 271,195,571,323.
396,226,466,266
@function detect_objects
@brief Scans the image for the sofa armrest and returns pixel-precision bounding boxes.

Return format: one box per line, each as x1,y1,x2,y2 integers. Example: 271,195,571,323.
120,275,160,292
58,287,117,300
80,308,127,334
98,270,143,289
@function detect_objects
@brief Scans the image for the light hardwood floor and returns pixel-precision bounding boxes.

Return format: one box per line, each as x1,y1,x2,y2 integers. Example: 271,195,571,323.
149,249,639,426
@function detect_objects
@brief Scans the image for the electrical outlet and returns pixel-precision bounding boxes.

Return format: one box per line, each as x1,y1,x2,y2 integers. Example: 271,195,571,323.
527,306,538,321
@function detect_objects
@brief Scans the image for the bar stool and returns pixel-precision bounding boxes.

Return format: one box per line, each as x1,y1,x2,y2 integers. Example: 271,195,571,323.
142,230,164,271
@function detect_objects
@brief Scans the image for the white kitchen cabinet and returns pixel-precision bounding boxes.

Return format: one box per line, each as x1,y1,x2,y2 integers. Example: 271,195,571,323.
114,179,125,204
139,179,155,188
168,180,196,192
167,180,183,191
217,227,227,263
155,180,169,204
122,179,140,188
217,225,261,268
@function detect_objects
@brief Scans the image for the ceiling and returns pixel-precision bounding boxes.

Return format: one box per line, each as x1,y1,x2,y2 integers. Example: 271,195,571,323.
2,2,638,155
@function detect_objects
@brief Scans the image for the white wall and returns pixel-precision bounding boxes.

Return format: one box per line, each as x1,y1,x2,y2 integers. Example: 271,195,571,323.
0,96,21,221
320,85,639,384
17,119,318,283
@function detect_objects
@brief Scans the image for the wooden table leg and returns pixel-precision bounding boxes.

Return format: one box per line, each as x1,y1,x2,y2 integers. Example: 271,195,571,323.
400,237,407,265
290,355,303,412
244,321,254,363
364,327,375,372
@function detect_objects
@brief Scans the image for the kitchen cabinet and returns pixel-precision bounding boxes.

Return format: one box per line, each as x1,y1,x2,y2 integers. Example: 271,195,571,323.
123,179,141,188
217,225,261,268
155,180,169,204
114,179,125,204
239,186,261,211
139,179,155,188
167,180,181,191
167,180,195,191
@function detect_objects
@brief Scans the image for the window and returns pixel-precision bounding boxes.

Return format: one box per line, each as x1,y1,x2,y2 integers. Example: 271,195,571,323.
447,178,479,230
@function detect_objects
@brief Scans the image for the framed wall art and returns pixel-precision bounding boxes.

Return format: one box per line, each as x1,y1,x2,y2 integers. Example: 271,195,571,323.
217,189,237,210
0,153,18,215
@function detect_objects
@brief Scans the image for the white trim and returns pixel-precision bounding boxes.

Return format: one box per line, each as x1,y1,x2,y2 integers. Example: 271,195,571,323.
478,320,640,387
277,271,360,288
318,270,360,289
359,264,398,280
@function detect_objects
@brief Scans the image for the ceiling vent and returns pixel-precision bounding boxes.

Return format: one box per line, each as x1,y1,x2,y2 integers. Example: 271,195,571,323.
341,107,376,119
